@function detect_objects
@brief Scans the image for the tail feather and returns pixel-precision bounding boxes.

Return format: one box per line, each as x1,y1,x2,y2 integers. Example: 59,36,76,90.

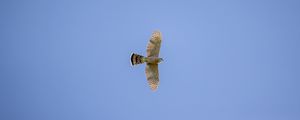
131,53,145,65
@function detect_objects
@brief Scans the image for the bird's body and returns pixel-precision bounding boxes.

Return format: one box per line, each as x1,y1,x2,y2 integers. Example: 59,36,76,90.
144,57,163,64
131,54,163,65
131,31,163,91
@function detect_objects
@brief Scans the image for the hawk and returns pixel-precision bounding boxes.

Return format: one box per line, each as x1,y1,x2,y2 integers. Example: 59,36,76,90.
131,31,163,91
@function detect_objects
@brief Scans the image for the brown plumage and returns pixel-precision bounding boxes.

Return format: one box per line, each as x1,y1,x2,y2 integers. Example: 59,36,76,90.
131,31,163,91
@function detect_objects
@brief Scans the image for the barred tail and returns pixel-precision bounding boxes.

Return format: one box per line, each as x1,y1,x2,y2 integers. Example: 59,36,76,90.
131,53,145,65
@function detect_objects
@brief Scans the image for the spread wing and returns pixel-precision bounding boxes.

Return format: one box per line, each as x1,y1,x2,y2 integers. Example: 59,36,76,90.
145,64,159,91
147,31,162,57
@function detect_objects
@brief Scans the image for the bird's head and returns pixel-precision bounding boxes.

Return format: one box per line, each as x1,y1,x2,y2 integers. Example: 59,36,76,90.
158,58,164,63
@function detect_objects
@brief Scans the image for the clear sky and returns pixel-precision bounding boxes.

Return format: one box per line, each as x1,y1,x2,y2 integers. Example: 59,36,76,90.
1,0,300,120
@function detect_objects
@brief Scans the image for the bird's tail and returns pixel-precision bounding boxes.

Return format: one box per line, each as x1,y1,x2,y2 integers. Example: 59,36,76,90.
131,53,145,65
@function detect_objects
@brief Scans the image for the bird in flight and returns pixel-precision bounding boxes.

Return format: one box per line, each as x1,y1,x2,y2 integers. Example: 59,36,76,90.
131,31,163,91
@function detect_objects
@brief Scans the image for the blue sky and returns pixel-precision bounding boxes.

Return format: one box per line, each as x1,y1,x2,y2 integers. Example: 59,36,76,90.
1,0,300,120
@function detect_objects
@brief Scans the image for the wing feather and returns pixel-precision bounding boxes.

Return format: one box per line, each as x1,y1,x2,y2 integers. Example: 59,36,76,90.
146,31,162,57
145,64,159,91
